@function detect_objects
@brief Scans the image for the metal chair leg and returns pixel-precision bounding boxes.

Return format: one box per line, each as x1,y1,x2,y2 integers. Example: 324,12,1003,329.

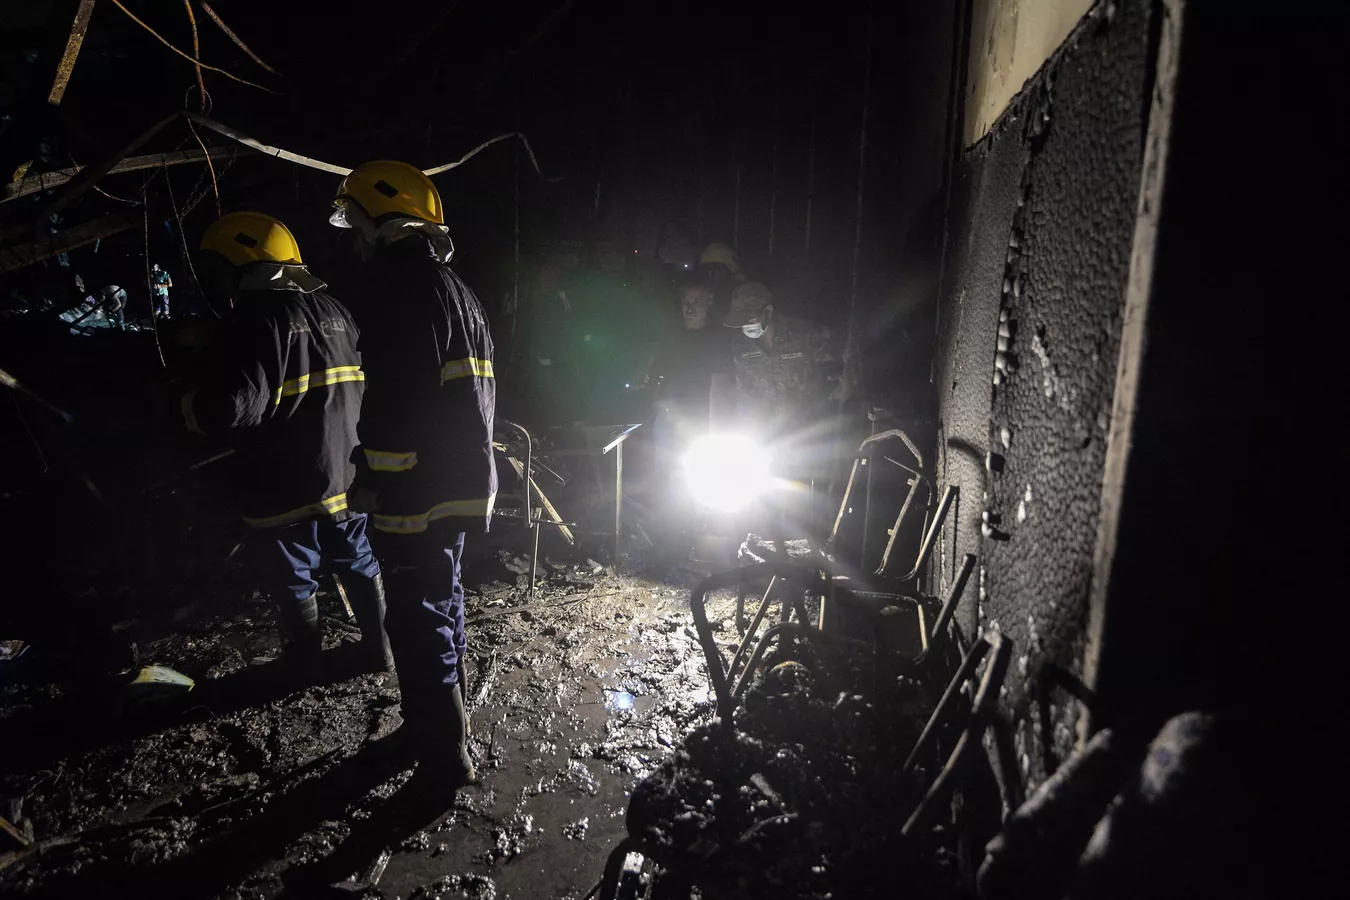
727,577,779,683
912,554,976,664
689,563,829,717
902,635,992,777
902,632,1012,836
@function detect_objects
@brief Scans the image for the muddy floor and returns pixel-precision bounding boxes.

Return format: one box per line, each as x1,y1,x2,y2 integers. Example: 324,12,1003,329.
0,544,752,900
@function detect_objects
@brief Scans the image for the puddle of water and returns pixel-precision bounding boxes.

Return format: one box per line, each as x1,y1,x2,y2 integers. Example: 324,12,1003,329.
606,689,636,711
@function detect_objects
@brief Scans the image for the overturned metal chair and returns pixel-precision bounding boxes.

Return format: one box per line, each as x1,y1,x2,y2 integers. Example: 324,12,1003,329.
726,429,958,696
693,554,975,723
592,428,996,899
594,608,1012,899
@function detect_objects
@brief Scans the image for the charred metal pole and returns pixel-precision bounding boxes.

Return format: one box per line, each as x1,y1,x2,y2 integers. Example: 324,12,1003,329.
48,1,97,107
0,367,74,423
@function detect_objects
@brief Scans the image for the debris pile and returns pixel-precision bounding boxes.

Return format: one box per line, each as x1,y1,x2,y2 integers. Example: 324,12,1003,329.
626,640,958,899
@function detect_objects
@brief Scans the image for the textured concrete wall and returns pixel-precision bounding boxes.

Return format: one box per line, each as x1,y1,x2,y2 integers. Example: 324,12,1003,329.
932,0,1153,793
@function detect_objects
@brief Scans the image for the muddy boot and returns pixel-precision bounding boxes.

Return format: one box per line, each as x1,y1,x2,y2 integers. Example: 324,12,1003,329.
279,592,323,683
409,682,477,797
447,681,477,783
344,573,395,673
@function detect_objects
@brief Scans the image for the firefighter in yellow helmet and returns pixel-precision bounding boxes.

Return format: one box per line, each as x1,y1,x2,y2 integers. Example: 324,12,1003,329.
331,161,497,795
183,212,393,678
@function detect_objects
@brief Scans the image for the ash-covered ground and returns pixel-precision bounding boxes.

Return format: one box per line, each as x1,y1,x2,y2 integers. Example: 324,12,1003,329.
0,544,750,900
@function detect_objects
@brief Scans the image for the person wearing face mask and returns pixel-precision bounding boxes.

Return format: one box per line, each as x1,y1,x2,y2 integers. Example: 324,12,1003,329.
722,281,841,433
719,281,843,540
330,160,496,799
181,212,391,679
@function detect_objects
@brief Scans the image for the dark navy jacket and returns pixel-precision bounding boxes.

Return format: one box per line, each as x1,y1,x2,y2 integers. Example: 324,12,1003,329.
345,235,497,535
181,285,363,527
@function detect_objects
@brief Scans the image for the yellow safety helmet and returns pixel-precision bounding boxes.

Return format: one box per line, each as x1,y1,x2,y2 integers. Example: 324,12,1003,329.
698,242,741,275
332,160,443,226
199,212,303,267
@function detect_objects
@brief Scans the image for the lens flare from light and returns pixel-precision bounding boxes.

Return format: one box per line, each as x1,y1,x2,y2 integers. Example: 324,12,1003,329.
683,434,771,512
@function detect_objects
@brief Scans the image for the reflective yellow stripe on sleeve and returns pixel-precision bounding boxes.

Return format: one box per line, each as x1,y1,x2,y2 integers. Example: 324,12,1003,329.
364,449,418,472
272,365,365,405
440,357,494,383
181,388,204,435
372,494,496,534
242,493,349,528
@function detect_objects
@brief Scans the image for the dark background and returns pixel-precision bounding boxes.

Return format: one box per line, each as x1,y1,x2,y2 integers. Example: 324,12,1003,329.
2,0,956,421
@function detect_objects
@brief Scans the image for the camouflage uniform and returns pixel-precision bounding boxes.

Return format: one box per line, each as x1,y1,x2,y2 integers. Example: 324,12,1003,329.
730,314,841,436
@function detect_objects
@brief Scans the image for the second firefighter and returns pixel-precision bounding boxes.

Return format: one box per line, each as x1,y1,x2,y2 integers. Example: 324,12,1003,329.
331,160,497,795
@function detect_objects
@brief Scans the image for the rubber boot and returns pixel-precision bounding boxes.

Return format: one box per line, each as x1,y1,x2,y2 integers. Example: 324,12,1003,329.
406,682,477,798
344,573,395,673
446,681,477,784
279,592,322,683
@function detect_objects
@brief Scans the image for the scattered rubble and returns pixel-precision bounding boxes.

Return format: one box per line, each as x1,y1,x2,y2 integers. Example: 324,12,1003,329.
0,544,735,898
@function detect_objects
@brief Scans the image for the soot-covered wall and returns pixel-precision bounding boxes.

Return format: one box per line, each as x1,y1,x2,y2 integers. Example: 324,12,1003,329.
932,0,1153,793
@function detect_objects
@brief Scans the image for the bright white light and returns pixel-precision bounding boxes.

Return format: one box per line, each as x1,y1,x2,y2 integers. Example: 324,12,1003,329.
683,433,771,512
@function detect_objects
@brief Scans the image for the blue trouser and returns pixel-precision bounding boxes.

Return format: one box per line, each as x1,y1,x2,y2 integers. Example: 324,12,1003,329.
257,514,381,636
367,525,467,753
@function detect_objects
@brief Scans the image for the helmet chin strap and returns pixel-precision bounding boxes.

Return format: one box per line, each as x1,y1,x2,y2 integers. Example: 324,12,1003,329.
375,217,456,264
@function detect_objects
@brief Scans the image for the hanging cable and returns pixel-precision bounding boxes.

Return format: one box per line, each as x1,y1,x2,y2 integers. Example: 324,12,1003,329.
183,112,562,182
198,2,281,76
179,151,236,218
183,111,349,175
184,117,221,218
66,152,143,205
183,1,206,113
184,83,213,116
425,131,561,181
108,0,276,93
142,184,167,366
164,163,218,318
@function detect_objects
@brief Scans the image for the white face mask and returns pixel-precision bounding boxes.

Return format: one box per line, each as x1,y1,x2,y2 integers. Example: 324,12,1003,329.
741,305,771,339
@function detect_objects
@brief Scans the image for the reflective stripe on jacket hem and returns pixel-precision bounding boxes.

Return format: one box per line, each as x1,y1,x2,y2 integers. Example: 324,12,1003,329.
372,494,496,534
272,365,365,404
440,357,494,383
364,449,418,472
181,388,203,435
243,492,349,528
